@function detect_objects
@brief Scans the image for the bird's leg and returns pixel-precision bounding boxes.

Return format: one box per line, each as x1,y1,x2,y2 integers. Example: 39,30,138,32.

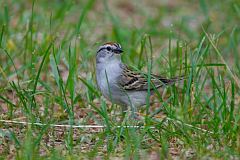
120,105,128,121
130,105,137,119
121,106,138,120
121,103,140,121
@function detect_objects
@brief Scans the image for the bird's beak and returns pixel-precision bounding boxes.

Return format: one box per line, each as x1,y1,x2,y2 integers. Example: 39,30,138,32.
114,48,123,54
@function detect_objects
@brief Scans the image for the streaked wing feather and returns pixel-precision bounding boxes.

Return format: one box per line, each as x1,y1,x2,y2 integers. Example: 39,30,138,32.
118,66,178,91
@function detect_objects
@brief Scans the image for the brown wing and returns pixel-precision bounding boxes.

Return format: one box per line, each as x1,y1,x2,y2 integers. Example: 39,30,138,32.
118,65,180,91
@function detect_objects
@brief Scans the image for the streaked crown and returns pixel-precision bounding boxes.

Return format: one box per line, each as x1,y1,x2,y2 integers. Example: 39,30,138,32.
97,42,123,54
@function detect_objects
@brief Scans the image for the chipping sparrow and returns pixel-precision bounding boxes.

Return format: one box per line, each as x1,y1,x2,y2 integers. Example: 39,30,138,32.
96,42,183,111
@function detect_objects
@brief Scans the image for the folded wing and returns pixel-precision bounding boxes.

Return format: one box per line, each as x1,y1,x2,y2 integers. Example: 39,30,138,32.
118,65,183,91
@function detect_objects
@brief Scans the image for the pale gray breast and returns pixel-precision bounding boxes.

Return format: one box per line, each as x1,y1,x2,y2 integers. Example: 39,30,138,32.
96,60,123,100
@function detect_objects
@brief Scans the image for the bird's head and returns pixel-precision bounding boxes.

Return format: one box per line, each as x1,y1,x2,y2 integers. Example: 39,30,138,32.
96,42,123,63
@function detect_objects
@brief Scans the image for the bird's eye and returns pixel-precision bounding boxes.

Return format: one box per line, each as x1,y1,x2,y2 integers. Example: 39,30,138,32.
106,47,111,51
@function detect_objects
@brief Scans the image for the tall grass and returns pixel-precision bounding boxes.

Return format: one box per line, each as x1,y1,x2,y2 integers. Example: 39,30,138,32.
0,0,239,159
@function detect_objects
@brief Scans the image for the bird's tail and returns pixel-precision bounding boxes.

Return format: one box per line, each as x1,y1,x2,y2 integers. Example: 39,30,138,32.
158,75,186,86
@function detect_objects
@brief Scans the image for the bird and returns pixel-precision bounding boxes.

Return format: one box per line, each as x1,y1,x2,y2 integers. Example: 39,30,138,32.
96,42,183,113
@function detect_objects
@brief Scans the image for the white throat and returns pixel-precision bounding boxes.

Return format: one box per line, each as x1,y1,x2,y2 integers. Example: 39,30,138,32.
97,58,122,80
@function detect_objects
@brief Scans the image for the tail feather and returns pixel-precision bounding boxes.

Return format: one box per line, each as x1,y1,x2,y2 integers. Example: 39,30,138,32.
158,75,186,86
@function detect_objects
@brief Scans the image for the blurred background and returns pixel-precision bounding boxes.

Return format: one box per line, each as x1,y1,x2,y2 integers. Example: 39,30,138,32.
0,0,239,77
0,0,240,159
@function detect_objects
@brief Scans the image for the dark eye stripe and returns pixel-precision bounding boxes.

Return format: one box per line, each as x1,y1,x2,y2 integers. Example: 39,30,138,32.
97,48,104,53
97,46,112,53
98,43,122,53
